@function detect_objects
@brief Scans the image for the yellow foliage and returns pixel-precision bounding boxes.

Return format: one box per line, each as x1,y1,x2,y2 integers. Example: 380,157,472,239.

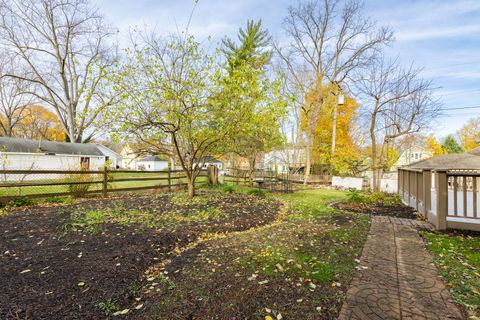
14,105,65,141
426,136,446,156
302,82,363,175
457,117,480,151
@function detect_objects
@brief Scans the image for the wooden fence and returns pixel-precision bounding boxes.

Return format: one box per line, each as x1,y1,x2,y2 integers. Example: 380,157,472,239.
0,168,208,202
398,168,480,231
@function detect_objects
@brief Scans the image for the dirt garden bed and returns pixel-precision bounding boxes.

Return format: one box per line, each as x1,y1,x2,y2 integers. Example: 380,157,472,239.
333,201,419,219
331,190,420,219
0,191,280,319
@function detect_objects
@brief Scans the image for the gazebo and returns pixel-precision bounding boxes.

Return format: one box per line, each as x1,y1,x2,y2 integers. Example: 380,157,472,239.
398,148,480,231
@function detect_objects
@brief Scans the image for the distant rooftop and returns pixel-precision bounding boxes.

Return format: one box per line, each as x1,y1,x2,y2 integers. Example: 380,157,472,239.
137,155,168,162
0,137,104,156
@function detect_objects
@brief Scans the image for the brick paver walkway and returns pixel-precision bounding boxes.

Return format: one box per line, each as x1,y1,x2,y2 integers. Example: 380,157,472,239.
338,216,464,320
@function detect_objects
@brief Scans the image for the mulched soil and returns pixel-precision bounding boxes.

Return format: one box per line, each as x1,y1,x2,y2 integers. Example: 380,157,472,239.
0,192,280,320
130,213,370,320
333,201,420,219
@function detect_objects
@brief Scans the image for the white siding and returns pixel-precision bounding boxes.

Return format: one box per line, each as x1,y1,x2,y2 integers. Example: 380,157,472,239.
332,176,364,190
136,160,168,171
0,152,105,181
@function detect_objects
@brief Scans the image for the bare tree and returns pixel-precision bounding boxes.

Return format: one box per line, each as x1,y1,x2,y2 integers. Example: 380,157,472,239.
275,0,393,182
0,0,116,143
355,58,440,191
0,54,32,136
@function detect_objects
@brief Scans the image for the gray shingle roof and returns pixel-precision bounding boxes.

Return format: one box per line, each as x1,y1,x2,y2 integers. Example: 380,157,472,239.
0,137,104,156
404,153,480,170
466,146,480,156
137,155,168,162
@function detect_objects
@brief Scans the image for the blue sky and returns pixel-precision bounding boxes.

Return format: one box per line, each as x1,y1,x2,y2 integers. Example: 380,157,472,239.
95,0,480,138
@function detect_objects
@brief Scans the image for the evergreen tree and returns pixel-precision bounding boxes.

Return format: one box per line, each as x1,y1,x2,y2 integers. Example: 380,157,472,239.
442,135,463,154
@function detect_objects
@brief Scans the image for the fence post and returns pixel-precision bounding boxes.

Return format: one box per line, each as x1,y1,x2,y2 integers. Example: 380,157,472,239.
423,170,431,218
435,170,448,230
168,166,171,192
102,166,108,198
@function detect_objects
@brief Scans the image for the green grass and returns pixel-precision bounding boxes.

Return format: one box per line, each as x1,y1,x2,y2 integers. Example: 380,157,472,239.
421,231,480,318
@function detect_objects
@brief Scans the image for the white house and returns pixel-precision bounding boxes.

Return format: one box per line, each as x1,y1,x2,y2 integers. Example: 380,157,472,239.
135,156,169,171
0,137,121,181
96,144,122,169
120,146,138,170
395,146,433,168
200,156,223,170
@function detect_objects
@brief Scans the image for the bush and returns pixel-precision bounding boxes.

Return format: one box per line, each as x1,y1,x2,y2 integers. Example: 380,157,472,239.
66,172,94,198
247,188,265,197
347,190,402,206
9,197,33,207
346,189,370,203
222,184,235,194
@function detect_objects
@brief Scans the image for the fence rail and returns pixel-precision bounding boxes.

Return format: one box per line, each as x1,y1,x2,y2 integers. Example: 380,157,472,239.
398,168,480,231
0,168,206,202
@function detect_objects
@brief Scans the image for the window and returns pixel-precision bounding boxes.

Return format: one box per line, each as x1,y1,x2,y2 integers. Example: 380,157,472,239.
80,157,90,170
415,153,418,159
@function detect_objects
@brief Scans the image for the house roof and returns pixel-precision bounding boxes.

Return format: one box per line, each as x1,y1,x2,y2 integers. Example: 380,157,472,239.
404,153,480,170
0,137,104,156
202,156,222,164
137,155,168,162
466,146,480,156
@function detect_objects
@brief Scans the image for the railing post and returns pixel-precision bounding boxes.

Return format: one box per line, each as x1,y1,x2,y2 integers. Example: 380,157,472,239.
397,169,402,197
423,170,431,218
414,171,419,210
168,166,171,192
102,166,108,198
435,170,448,230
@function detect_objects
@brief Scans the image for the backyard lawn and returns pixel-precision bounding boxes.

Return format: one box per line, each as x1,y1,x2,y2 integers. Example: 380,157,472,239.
0,188,370,319
421,230,480,318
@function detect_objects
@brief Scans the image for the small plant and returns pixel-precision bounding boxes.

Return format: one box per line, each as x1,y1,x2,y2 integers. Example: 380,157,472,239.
44,196,64,203
96,299,119,316
157,274,177,290
9,197,33,207
247,188,266,197
222,184,235,193
62,210,106,234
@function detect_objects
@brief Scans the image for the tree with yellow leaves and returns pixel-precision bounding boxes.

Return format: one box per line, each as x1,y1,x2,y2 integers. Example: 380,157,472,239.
426,136,446,156
457,117,480,151
302,83,363,175
14,105,65,141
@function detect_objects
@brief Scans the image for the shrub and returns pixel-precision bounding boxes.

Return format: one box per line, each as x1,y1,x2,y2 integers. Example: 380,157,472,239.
222,184,235,194
66,172,94,198
346,189,370,203
247,188,266,197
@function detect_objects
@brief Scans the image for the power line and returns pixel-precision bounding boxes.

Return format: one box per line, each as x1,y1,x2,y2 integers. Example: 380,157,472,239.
440,105,480,111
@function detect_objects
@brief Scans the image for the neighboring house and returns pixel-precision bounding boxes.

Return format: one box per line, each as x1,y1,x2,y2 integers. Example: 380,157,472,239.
263,148,306,173
96,144,122,169
200,156,223,170
0,137,119,181
395,146,433,168
135,156,169,171
120,146,138,169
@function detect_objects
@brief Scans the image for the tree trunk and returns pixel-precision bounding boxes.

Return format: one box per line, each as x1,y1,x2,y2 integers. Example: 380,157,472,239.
331,85,339,158
304,131,312,185
187,176,196,198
